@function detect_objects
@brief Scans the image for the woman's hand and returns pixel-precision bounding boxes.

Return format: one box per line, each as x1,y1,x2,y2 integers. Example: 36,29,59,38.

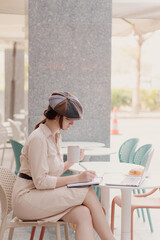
78,170,96,182
80,149,85,161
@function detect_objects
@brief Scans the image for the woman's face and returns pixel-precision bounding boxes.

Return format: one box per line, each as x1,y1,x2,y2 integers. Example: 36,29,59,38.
62,117,74,130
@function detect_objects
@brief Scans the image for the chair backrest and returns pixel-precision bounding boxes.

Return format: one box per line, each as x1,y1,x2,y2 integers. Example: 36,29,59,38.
0,167,16,215
0,124,8,146
119,138,139,163
133,144,152,166
10,139,23,175
8,119,23,141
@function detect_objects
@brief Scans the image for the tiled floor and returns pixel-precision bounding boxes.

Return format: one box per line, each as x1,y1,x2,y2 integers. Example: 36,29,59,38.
1,117,160,239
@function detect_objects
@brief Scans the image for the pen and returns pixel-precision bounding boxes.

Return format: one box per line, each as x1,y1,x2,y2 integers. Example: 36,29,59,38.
79,162,88,171
79,163,103,180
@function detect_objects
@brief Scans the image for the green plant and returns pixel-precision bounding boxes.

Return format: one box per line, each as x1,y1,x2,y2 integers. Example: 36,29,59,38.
140,89,160,111
111,88,160,111
111,88,132,110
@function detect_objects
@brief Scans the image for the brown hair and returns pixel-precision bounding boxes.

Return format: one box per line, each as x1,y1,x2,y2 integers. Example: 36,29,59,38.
34,105,63,129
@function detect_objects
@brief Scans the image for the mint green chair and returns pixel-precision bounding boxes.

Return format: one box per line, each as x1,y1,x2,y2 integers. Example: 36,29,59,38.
118,138,141,217
10,139,23,175
132,144,153,233
9,139,61,240
119,138,139,163
119,139,153,232
133,144,152,167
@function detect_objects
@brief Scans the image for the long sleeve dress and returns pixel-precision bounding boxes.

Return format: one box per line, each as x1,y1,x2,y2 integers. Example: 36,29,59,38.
12,123,89,222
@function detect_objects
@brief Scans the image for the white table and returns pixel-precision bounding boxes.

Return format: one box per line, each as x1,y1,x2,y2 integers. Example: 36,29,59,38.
62,147,116,160
62,141,105,149
70,162,159,240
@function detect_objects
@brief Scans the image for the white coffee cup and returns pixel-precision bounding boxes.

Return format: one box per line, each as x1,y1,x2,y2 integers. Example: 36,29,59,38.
67,146,80,163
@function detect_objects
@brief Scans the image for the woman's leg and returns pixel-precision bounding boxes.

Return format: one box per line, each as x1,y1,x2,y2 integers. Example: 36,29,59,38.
61,205,95,240
83,187,116,240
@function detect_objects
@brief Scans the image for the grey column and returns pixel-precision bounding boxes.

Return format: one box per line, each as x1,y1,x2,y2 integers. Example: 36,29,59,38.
28,1,112,157
5,48,24,120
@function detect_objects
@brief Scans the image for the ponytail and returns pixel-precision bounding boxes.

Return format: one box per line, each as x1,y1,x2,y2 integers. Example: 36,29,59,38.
34,119,46,129
34,105,63,130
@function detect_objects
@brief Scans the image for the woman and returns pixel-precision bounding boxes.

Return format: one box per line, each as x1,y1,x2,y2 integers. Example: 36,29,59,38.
12,91,116,240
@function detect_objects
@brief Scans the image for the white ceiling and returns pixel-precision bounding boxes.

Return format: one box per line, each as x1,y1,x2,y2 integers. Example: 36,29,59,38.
0,0,25,15
0,0,160,42
112,0,160,36
112,0,160,19
0,0,26,44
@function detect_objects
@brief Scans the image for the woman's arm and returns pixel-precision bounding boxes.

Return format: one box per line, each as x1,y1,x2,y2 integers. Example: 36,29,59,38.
56,170,96,188
63,161,74,173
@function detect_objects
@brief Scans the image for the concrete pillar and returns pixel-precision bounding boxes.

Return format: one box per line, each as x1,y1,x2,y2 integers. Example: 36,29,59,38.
28,1,112,155
5,48,24,120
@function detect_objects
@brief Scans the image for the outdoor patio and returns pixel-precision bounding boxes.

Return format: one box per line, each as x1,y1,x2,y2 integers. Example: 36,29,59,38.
1,1,160,240
1,116,160,240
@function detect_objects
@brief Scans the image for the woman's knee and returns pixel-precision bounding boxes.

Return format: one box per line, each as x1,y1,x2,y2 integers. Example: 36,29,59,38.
61,205,92,225
75,205,92,225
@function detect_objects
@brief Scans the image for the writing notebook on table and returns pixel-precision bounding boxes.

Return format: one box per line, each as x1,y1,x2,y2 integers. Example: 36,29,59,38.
67,176,102,188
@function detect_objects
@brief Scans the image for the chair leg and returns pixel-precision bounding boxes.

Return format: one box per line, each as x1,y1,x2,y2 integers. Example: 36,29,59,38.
64,224,69,240
146,208,154,232
142,189,154,232
8,228,14,240
137,189,145,222
110,199,116,233
0,218,7,240
30,227,36,240
93,186,101,201
39,227,46,240
140,208,145,222
56,224,61,240
136,208,140,218
97,187,101,201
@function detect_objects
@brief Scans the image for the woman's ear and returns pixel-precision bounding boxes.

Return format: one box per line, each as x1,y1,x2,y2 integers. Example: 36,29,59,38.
55,115,60,121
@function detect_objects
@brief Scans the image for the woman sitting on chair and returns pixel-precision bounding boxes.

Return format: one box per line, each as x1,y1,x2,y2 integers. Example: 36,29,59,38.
12,91,115,240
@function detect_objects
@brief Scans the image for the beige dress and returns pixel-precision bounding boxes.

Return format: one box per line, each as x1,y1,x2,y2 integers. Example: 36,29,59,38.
12,124,89,222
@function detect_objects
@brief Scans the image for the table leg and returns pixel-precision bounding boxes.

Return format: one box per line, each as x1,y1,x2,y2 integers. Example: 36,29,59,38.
121,188,132,240
100,186,110,223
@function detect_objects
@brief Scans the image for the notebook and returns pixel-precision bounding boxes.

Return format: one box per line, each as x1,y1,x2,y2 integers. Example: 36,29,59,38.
67,176,103,188
103,150,153,187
